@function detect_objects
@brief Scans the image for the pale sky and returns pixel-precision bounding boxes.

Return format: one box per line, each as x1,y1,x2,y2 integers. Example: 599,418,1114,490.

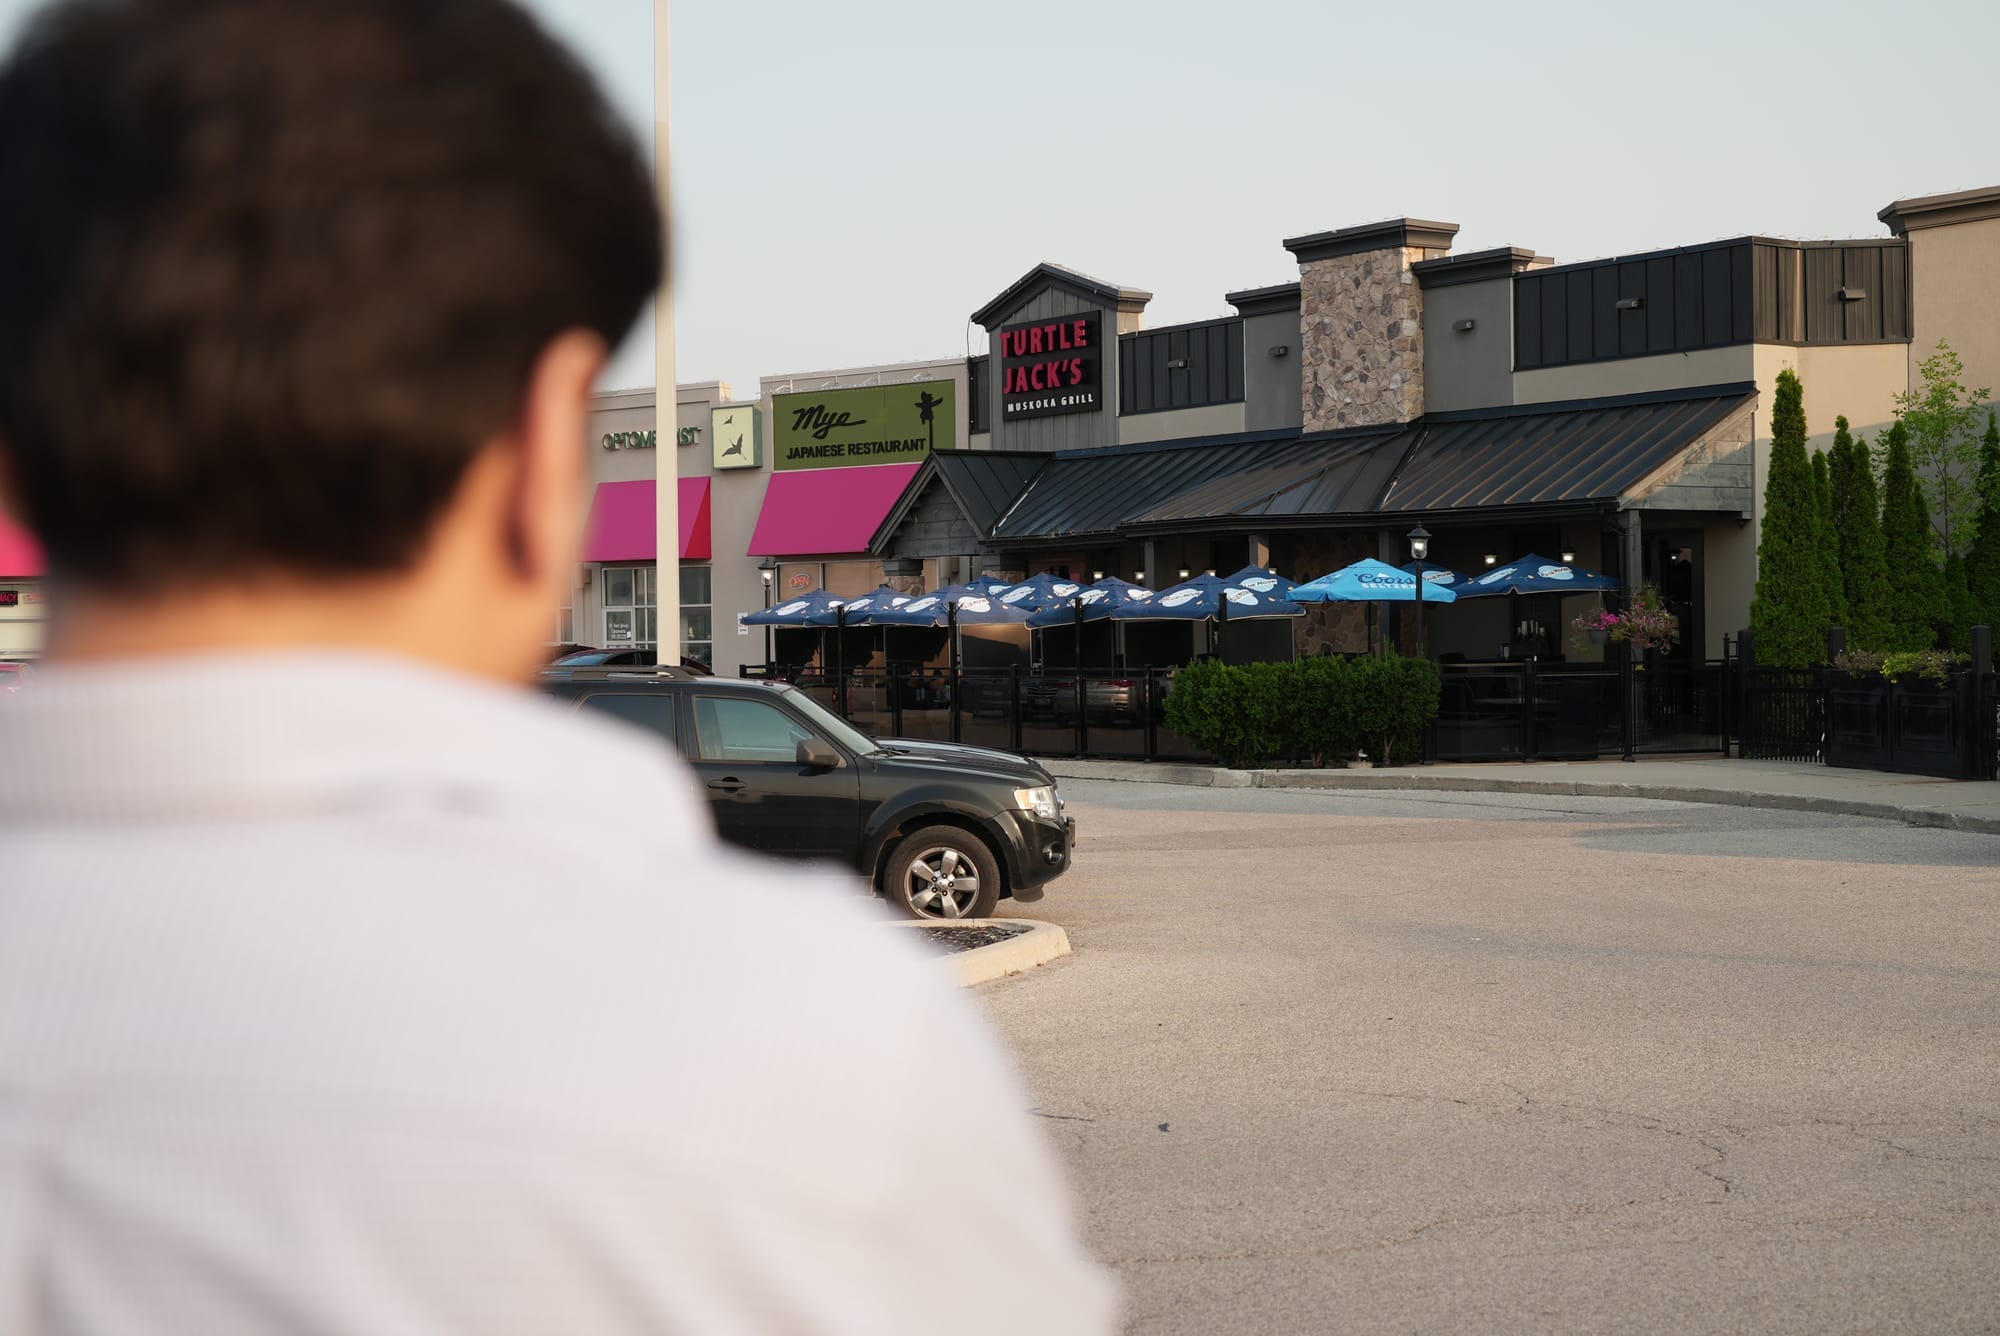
4,0,1996,396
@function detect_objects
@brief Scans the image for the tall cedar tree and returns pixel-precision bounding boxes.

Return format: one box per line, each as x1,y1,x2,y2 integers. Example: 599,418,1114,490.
1810,447,1849,633
1879,420,1949,650
1966,412,2000,633
1943,554,1975,652
1828,418,1893,650
1750,369,1838,665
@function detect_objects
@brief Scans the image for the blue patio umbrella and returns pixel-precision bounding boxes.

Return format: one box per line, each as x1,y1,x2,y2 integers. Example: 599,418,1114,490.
743,588,848,625
990,572,1089,614
799,585,911,627
860,580,1008,628
1455,554,1620,598
1399,560,1474,594
1024,577,1154,629
1218,565,1298,599
1290,558,1459,604
1110,572,1305,621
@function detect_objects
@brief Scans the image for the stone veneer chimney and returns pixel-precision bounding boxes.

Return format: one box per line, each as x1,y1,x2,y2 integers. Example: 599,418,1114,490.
1282,218,1459,431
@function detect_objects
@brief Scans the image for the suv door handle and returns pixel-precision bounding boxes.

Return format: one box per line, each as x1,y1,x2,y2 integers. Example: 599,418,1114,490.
706,777,746,792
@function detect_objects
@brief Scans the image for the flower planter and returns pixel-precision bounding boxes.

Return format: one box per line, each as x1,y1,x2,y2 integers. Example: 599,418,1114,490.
1587,628,1609,646
1824,670,1976,778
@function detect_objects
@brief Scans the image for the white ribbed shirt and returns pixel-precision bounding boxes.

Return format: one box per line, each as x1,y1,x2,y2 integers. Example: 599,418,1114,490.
0,652,1115,1335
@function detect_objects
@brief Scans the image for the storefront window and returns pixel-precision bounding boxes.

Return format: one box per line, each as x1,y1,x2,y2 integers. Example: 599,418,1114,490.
602,565,656,648
680,564,712,668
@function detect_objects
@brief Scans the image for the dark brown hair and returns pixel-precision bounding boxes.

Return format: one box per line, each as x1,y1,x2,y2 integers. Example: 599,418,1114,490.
0,0,662,587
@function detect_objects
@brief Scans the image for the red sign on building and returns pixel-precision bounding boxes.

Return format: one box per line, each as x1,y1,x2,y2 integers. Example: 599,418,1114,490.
999,313,1103,420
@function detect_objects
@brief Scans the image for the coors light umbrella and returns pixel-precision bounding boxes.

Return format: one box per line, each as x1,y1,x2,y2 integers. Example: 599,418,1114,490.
1289,558,1459,605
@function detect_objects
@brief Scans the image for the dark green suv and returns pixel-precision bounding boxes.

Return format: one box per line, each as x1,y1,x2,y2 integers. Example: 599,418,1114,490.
540,672,1074,920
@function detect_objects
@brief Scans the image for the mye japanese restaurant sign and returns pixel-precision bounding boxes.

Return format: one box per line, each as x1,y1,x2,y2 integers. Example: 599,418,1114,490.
999,313,1102,420
770,381,955,472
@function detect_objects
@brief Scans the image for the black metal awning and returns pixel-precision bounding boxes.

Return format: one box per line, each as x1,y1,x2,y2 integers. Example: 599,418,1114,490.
982,385,1753,545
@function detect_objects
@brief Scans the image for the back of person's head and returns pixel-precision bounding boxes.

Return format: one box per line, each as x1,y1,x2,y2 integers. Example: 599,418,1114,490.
0,0,660,598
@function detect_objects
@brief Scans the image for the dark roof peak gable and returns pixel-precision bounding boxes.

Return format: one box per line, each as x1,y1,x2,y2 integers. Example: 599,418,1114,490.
971,262,1152,329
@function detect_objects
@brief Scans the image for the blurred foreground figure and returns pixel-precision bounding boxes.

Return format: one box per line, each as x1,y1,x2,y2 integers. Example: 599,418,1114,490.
0,2,1115,1331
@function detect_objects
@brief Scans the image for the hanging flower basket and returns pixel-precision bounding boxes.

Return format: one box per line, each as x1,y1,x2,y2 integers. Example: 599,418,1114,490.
1569,586,1678,656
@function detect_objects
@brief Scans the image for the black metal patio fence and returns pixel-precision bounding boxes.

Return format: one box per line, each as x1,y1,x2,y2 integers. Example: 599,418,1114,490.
747,659,1734,765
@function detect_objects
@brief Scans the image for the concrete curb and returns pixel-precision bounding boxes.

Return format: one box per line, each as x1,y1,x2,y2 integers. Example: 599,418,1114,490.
1043,760,2000,837
886,918,1073,986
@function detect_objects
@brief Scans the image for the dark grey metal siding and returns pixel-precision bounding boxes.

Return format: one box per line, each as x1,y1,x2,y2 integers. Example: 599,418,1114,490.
1117,318,1245,416
1516,241,1756,370
967,356,989,434
988,289,1116,453
1797,242,1909,343
1514,239,1908,370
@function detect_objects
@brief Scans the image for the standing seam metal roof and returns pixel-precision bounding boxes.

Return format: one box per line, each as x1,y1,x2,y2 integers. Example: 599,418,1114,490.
987,430,1298,542
930,385,1756,545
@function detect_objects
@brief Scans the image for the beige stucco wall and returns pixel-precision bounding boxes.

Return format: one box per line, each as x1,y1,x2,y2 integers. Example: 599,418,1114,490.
1704,515,1756,659
1906,214,2000,401
1512,346,1754,405
1421,278,1516,413
1117,401,1247,445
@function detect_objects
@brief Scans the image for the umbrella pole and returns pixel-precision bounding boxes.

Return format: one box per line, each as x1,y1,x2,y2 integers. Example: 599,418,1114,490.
835,610,846,719
949,604,961,744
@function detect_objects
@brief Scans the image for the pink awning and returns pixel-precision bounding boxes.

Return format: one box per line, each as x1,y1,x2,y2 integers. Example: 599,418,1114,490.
748,462,922,557
581,478,711,563
0,511,43,578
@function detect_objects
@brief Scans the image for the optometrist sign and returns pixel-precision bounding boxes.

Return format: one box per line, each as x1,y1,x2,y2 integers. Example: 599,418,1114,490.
770,381,955,471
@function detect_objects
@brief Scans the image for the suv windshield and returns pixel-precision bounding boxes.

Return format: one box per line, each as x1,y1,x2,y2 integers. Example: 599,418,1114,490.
778,685,881,756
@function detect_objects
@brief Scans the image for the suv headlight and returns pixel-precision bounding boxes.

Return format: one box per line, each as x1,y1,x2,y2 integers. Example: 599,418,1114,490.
1013,785,1059,820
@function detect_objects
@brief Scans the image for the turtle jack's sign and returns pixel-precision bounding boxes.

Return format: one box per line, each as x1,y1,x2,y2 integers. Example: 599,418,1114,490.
770,381,955,471
999,313,1102,420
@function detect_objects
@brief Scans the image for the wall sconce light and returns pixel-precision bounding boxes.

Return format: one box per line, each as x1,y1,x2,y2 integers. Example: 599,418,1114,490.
1205,568,1216,577
1166,358,1190,370
1452,319,1476,333
1837,286,1867,301
1484,553,1498,566
1561,550,1576,563
1091,569,1104,581
1177,567,1191,580
1615,297,1644,311
1134,570,1146,584
1269,344,1290,358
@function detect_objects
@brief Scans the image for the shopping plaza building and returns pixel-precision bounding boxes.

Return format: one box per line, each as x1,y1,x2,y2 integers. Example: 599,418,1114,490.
3,184,1997,673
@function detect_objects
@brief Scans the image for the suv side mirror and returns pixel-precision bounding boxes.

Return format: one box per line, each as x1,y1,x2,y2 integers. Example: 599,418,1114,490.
796,737,841,769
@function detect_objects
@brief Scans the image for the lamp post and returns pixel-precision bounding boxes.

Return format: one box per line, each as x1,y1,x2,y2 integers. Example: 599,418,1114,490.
757,558,778,672
1407,525,1431,658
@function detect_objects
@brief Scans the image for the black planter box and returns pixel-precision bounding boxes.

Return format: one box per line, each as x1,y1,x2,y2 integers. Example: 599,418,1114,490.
1824,671,1976,779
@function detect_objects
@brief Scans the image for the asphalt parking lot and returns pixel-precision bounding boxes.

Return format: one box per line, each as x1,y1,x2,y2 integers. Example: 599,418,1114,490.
982,781,2000,1335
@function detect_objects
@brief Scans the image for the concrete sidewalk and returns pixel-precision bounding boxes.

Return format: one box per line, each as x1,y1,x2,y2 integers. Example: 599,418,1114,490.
1042,754,2000,835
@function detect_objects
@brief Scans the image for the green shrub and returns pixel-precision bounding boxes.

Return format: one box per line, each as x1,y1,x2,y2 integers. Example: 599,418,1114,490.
1349,653,1442,767
1161,654,1441,768
1293,654,1361,764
